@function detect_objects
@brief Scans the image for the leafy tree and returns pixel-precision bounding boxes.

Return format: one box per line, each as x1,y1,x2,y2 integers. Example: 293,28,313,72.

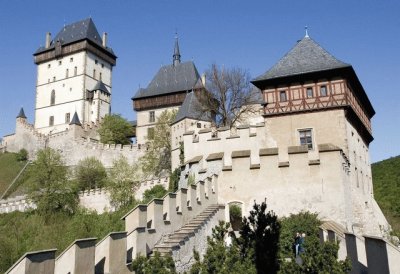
197,64,258,128
16,149,28,161
240,200,281,274
169,168,181,192
140,110,177,177
107,156,139,210
98,114,133,145
142,184,168,204
131,252,176,274
28,148,78,214
191,221,256,274
75,157,107,190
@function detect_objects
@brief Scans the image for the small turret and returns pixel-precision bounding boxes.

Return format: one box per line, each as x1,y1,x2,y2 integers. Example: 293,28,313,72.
69,112,82,126
173,35,181,66
16,107,27,119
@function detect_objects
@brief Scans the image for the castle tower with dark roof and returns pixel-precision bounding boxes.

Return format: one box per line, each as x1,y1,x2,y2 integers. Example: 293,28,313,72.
33,18,116,134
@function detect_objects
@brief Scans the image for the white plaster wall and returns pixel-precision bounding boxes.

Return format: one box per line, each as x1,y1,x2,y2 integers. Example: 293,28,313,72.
55,245,76,274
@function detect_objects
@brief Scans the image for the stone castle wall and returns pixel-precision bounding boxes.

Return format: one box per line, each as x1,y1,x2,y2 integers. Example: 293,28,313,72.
2,118,142,167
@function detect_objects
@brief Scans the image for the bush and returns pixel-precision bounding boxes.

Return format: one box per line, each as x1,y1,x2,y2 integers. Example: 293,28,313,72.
169,168,181,192
142,185,168,204
16,149,28,161
75,157,107,190
229,204,242,231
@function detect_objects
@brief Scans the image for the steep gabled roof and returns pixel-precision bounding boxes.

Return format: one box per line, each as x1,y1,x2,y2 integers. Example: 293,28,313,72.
173,92,212,124
90,81,110,95
253,36,350,82
132,61,200,100
35,18,115,56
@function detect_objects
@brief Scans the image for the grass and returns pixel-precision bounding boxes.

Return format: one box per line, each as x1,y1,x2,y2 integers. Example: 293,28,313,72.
0,153,28,197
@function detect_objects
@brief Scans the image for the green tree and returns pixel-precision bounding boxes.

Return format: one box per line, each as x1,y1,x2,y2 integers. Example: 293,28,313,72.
191,221,256,274
131,252,176,274
98,114,133,145
142,185,168,204
229,204,242,231
75,157,107,190
108,156,139,210
168,168,181,192
28,148,78,214
140,110,177,177
240,200,281,274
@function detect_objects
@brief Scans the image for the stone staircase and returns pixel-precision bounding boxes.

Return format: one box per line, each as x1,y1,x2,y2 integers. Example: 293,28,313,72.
154,204,223,255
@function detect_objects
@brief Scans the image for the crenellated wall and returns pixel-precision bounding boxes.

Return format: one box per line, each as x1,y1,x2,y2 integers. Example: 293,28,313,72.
2,118,142,167
5,175,223,274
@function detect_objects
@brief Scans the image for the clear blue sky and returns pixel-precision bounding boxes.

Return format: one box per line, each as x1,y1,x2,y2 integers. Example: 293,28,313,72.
0,0,399,162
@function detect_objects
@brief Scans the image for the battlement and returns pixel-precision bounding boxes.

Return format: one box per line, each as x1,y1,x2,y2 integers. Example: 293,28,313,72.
6,175,223,274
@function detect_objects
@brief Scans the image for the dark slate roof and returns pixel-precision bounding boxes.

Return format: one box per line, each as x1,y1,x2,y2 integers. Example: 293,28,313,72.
90,81,110,95
173,92,212,124
132,61,200,100
16,107,27,119
244,87,265,105
69,112,82,126
253,36,350,82
35,18,115,56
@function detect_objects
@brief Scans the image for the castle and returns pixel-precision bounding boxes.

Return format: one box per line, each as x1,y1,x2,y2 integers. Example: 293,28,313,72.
2,19,399,273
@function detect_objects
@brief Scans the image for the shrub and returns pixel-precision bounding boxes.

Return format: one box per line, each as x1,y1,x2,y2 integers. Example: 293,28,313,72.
16,149,28,161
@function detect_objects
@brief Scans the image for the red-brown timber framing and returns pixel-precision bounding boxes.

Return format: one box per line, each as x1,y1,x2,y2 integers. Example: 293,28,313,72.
133,91,187,111
252,67,375,144
33,40,117,66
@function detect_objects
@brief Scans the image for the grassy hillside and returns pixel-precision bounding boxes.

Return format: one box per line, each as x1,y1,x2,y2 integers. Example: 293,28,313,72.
372,155,400,235
0,153,27,197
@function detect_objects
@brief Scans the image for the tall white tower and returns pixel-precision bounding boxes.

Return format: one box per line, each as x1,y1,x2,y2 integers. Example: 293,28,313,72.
33,18,117,134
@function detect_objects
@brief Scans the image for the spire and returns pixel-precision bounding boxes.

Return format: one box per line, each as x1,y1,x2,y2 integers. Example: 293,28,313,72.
16,107,27,119
173,34,181,66
69,111,82,126
305,26,309,38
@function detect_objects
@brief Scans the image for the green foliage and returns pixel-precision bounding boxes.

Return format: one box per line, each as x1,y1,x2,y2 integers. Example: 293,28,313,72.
229,204,242,231
179,142,184,165
98,114,132,145
75,157,107,190
16,149,28,162
142,185,168,204
279,211,321,258
107,156,139,210
169,168,181,192
28,148,78,214
372,155,400,235
0,208,126,273
240,200,281,274
131,252,176,274
140,110,177,177
0,152,28,195
188,173,196,185
191,221,256,274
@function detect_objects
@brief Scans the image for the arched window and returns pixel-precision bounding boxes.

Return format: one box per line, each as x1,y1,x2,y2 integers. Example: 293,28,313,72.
66,68,69,78
50,90,55,106
74,66,77,76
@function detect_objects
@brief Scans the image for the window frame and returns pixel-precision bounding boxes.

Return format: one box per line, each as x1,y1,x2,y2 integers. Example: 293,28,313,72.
149,111,155,123
65,113,71,124
49,116,54,126
298,128,314,150
306,87,313,98
279,90,287,102
50,90,55,106
320,85,327,96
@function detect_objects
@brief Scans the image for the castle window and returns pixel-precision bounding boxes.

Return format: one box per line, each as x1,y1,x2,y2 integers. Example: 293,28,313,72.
197,123,201,128
149,111,155,123
93,69,96,79
306,87,313,98
280,91,287,102
95,59,98,65
50,90,55,105
65,113,70,123
101,63,104,68
147,127,155,139
99,72,102,81
74,66,77,76
320,86,327,96
299,129,313,150
49,116,54,126
70,57,73,62
58,60,62,66
47,64,51,68
66,69,69,78
53,76,56,82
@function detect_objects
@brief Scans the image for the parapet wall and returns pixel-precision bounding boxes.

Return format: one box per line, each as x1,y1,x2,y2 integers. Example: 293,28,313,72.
2,118,142,167
6,175,222,274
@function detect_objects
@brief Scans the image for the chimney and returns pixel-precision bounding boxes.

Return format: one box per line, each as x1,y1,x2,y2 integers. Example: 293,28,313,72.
201,73,206,86
102,32,107,47
45,32,51,48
